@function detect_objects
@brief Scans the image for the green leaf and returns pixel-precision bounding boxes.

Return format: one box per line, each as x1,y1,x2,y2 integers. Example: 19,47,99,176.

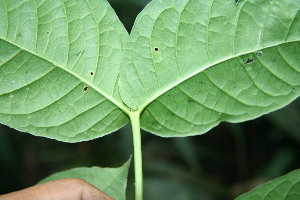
120,0,300,137
38,159,131,200
235,169,300,200
0,0,130,142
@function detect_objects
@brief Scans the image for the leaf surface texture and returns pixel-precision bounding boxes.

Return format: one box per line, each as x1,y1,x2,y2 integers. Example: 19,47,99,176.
120,0,300,136
235,169,300,200
1,0,300,139
38,159,131,200
0,0,129,142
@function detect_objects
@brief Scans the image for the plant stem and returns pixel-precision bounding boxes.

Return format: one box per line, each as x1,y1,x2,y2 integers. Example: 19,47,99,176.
130,111,143,200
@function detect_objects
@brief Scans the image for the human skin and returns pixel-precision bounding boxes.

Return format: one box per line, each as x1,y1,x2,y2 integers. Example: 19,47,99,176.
0,178,114,200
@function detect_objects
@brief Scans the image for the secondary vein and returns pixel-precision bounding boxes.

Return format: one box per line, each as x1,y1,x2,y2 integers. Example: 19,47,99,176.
0,38,131,115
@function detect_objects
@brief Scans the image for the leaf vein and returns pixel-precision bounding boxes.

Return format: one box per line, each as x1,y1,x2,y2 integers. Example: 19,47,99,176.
156,98,217,126
0,37,130,114
61,107,120,139
176,86,227,116
0,48,22,67
276,46,300,73
138,40,300,112
203,71,268,108
232,0,247,54
36,98,107,129
143,108,189,134
175,1,190,78
237,57,281,97
85,0,100,84
206,0,214,63
2,0,8,38
285,7,300,41
255,53,296,87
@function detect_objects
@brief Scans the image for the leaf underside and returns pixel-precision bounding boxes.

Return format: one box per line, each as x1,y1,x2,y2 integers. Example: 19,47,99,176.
0,0,129,142
120,0,300,137
235,169,300,200
0,0,299,141
38,159,131,200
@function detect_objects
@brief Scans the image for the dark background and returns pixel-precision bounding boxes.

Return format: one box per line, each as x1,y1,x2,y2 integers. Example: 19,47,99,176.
1,0,300,199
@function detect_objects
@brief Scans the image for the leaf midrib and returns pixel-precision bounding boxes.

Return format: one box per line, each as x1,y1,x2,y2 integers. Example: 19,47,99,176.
2,37,299,116
0,37,131,115
137,39,300,113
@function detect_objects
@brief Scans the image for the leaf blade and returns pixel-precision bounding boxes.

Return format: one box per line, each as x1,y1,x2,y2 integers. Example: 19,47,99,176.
38,159,131,200
0,0,130,142
120,0,300,136
235,169,300,200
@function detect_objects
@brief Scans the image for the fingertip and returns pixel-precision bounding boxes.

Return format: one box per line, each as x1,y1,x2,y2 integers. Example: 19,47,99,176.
54,178,114,200
79,180,114,200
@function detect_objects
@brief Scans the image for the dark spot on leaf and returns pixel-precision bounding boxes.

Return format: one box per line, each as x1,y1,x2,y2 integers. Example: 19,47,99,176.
154,47,159,52
90,72,94,76
83,86,89,92
235,0,239,4
47,32,50,34
243,58,254,66
256,51,263,57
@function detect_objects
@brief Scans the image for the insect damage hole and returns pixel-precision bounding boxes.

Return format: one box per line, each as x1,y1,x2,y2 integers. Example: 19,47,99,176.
89,72,94,76
83,86,89,92
256,51,263,58
243,58,254,66
154,47,159,52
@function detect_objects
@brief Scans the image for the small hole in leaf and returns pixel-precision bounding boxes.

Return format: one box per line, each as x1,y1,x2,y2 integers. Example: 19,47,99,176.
243,58,254,66
256,51,263,57
47,32,50,34
235,0,239,4
90,72,94,76
154,47,159,52
83,86,89,92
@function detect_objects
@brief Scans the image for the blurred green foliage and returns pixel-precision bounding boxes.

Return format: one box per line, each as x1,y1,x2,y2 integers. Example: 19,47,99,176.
0,1,299,199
